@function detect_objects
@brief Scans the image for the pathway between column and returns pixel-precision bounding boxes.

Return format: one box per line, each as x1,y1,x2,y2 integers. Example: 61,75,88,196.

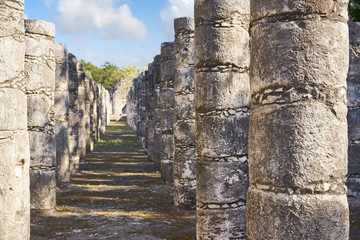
31,121,195,239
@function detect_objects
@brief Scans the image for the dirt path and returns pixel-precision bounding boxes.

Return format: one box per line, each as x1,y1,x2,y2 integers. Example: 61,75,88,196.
30,121,196,240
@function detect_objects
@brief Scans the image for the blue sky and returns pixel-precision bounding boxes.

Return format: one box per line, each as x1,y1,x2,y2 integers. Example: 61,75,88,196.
24,0,194,69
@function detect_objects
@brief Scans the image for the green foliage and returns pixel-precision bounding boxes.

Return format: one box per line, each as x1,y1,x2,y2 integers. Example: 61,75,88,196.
350,1,360,22
81,60,139,90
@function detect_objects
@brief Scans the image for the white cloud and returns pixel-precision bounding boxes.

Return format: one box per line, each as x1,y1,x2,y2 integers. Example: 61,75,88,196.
43,0,55,7
56,0,147,40
160,0,194,40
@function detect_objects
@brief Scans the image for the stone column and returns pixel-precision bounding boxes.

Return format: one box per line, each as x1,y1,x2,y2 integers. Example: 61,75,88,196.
77,61,87,162
84,75,91,153
68,53,80,174
153,55,162,170
0,1,30,238
100,86,107,134
160,42,175,184
173,17,196,209
146,63,156,162
96,84,102,141
25,19,56,212
139,71,147,148
194,0,250,238
348,22,360,230
248,1,349,239
105,89,111,125
88,78,96,151
54,43,70,184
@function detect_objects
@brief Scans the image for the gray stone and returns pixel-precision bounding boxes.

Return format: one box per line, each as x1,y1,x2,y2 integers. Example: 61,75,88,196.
173,17,196,210
248,0,349,239
25,19,56,213
194,0,250,237
54,43,70,184
160,42,175,185
68,53,80,174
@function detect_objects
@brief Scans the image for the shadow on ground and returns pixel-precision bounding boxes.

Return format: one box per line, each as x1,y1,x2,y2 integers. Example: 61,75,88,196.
31,121,196,240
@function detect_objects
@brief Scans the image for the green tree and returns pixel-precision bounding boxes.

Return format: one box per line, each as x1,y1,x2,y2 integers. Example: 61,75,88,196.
81,60,139,90
350,0,360,21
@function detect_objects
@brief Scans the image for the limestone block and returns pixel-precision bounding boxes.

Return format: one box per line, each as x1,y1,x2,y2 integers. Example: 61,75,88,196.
160,109,174,133
197,161,248,203
30,169,56,211
348,143,360,176
196,114,249,158
195,26,249,69
55,43,69,91
251,0,348,22
247,188,349,240
0,129,30,239
173,178,196,208
29,131,56,167
249,102,347,192
250,21,348,95
54,91,69,118
27,94,54,128
174,121,195,146
197,207,246,240
348,108,360,140
55,121,70,183
0,88,27,131
195,72,250,112
174,94,195,121
195,0,250,21
160,160,174,184
173,148,196,179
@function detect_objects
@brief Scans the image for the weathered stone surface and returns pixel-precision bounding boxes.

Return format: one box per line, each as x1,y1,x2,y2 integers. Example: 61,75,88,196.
54,43,70,184
348,22,360,215
153,55,162,170
25,19,56,212
248,0,349,238
247,188,349,240
195,0,250,237
77,61,87,162
173,17,196,210
160,42,175,185
29,169,56,211
197,207,246,240
68,53,80,174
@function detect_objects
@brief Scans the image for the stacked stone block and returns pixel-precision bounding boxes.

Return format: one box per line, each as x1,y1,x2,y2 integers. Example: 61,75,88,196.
348,22,360,208
77,61,87,162
0,1,30,238
153,55,162,170
25,19,57,213
173,17,196,209
68,53,80,174
54,43,70,185
160,43,175,185
146,63,156,162
248,1,349,239
194,0,250,238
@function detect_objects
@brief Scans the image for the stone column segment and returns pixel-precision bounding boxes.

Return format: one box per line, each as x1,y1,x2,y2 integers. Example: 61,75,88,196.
194,0,250,238
153,55,162,171
248,1,349,239
146,63,156,162
25,19,56,212
54,43,70,184
160,43,175,185
77,61,87,162
68,53,80,174
348,22,360,207
0,1,30,238
173,17,196,210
